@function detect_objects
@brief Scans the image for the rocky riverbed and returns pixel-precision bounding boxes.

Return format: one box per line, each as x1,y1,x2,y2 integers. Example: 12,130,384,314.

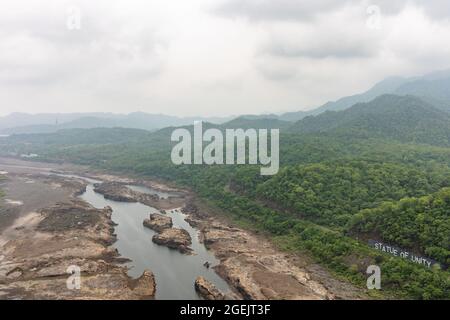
152,228,193,254
143,213,173,232
94,181,185,210
0,157,368,300
182,200,369,300
0,168,156,299
194,276,225,300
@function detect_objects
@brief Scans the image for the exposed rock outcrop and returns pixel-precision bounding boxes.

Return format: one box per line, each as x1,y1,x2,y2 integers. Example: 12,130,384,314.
130,269,156,298
0,171,158,300
152,228,192,254
194,276,224,300
182,199,366,300
93,182,185,210
93,182,136,202
143,213,173,232
0,199,155,300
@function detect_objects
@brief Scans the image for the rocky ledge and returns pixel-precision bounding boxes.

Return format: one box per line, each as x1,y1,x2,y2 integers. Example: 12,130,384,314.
152,228,192,254
93,182,136,202
143,213,173,232
93,182,185,210
129,269,156,298
194,276,224,300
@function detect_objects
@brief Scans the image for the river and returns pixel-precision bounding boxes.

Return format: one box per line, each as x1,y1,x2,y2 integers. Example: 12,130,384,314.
76,177,231,300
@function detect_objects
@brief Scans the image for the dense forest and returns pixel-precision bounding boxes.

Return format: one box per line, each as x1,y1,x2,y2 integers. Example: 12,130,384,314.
0,94,449,299
245,161,450,227
288,95,450,147
348,188,450,266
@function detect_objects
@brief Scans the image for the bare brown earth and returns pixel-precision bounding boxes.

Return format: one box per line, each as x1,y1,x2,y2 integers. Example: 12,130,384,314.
0,159,155,300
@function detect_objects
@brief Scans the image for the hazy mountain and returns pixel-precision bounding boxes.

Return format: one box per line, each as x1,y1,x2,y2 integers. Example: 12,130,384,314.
235,114,279,120
3,70,450,135
0,112,233,134
288,94,450,146
310,76,408,115
0,112,119,130
272,69,450,121
394,77,450,112
304,69,450,116
277,111,309,122
222,116,292,130
4,127,150,146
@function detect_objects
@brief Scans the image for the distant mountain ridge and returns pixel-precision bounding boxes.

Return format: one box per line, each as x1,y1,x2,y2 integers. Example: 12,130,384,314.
2,69,450,134
221,116,292,130
288,94,450,146
0,112,234,134
247,69,450,122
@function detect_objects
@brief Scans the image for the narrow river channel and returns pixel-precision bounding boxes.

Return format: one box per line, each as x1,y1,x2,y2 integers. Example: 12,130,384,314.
73,176,231,299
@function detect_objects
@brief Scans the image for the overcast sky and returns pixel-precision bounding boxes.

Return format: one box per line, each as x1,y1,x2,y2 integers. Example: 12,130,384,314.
1,0,450,117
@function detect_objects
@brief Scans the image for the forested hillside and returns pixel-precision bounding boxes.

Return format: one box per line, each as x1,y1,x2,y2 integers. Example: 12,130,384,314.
249,161,450,227
288,95,450,146
348,188,450,266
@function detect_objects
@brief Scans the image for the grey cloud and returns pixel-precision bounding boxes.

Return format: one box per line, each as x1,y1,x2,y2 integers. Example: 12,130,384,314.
374,0,450,19
265,40,376,59
414,0,450,19
214,0,450,21
0,7,167,89
256,64,298,81
214,0,354,21
1,0,450,117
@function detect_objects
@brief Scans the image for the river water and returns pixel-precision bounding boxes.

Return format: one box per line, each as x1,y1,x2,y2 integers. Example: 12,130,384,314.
76,178,230,300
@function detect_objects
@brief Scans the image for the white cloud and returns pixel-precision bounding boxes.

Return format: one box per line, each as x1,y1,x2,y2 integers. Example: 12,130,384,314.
0,0,449,116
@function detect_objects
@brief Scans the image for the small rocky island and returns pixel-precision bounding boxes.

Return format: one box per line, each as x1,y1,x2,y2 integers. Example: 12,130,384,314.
142,212,193,254
94,182,185,209
194,276,225,300
143,213,173,232
152,227,192,254
93,182,136,202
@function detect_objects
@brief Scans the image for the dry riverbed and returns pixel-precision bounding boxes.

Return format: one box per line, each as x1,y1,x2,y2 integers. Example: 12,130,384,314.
0,159,155,300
